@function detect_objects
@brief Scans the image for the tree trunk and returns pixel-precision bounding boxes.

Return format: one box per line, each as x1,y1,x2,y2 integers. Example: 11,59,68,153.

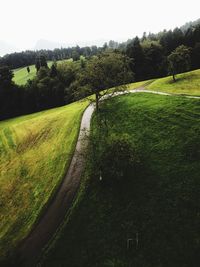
173,73,176,82
95,93,99,112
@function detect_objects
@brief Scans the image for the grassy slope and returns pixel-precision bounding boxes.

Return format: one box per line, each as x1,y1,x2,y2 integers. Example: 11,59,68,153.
13,62,52,85
126,79,153,90
43,94,200,267
0,100,88,259
147,69,200,96
13,65,37,85
13,59,71,85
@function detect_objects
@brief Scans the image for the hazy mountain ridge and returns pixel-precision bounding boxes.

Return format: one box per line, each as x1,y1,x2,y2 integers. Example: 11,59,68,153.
34,39,109,50
0,41,19,57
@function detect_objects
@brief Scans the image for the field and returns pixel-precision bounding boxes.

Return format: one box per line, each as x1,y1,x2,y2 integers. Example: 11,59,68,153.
0,99,88,260
43,93,200,267
13,59,71,85
147,69,200,96
13,62,53,85
13,65,39,85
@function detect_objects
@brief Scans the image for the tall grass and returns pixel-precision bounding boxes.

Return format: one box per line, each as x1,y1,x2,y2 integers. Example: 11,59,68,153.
0,99,88,259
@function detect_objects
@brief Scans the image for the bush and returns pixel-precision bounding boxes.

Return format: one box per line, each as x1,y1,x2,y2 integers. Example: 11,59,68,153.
100,134,141,187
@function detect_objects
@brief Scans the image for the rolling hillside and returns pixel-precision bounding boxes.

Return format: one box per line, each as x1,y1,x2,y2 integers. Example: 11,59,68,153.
0,69,199,265
147,69,200,96
0,99,88,260
13,59,72,85
43,93,200,267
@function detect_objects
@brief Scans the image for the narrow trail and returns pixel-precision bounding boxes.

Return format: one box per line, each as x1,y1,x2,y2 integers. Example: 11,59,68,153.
15,87,199,266
16,105,95,266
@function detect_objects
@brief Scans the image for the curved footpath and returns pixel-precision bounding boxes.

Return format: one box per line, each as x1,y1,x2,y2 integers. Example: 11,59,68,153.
15,88,199,266
16,105,95,266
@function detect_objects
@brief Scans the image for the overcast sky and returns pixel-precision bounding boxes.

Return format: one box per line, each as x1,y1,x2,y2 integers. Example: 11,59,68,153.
0,0,199,52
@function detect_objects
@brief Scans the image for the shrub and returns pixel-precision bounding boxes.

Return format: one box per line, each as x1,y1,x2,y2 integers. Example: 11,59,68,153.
100,134,141,187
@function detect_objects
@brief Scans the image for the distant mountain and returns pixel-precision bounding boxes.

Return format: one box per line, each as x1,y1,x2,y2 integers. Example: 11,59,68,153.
34,39,66,50
0,41,18,56
34,38,109,50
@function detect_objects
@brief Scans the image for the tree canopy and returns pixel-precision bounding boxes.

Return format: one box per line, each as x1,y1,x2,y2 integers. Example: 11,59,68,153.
73,51,134,111
168,45,191,81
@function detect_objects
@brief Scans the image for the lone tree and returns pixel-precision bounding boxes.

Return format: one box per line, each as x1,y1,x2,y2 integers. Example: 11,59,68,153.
50,63,57,77
27,66,30,74
168,45,191,82
78,51,134,111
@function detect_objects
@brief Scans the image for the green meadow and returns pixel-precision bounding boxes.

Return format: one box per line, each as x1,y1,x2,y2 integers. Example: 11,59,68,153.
147,69,200,96
1,68,200,265
0,99,88,259
13,62,52,85
13,59,72,85
43,93,200,266
13,65,38,85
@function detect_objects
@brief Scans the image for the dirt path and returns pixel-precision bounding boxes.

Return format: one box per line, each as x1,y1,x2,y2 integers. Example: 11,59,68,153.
16,104,95,266
129,88,200,99
15,88,199,266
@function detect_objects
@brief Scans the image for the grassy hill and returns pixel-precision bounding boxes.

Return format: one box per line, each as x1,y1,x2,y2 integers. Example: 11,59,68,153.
1,68,199,265
147,69,200,96
13,64,38,85
13,62,52,85
0,99,88,260
13,59,71,85
42,93,200,267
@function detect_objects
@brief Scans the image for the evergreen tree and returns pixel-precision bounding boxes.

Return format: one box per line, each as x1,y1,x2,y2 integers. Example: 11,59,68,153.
0,65,13,86
27,66,30,74
50,64,57,77
40,55,48,68
35,58,41,72
126,37,145,81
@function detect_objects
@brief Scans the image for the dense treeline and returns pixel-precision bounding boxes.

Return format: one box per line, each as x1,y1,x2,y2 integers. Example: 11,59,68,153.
0,52,134,120
123,19,200,80
0,46,102,69
0,19,200,77
0,19,200,121
0,61,77,120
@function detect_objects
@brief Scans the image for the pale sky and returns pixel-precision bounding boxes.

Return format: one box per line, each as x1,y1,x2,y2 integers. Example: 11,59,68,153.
0,0,199,52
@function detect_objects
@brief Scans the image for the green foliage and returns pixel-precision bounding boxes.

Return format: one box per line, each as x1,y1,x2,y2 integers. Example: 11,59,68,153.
0,66,21,120
0,66,13,86
142,40,166,78
35,55,48,72
74,51,134,110
192,42,200,69
26,66,30,74
72,50,80,61
168,45,191,81
57,61,79,86
126,36,145,80
87,51,134,91
1,60,82,120
100,134,141,186
50,64,57,78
